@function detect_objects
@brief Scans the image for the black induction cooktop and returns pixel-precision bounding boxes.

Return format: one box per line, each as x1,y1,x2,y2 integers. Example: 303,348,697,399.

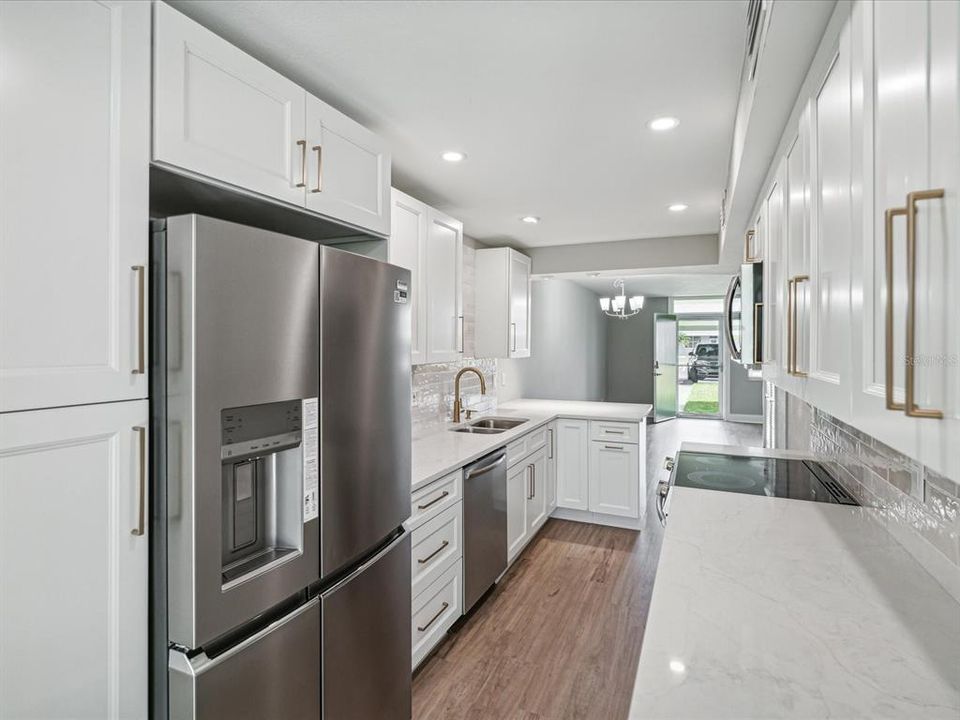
672,451,858,505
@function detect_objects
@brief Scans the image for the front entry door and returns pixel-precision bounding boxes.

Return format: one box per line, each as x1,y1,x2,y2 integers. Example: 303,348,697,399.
653,314,678,423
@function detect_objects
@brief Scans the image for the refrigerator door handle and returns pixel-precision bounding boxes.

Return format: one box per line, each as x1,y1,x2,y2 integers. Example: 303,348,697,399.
321,530,407,598
186,597,320,674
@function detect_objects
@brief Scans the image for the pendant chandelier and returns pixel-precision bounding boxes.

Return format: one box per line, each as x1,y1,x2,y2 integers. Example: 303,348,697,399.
599,278,644,319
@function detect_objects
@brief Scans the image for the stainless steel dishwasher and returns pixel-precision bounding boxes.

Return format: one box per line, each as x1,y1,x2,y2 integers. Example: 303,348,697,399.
463,448,508,611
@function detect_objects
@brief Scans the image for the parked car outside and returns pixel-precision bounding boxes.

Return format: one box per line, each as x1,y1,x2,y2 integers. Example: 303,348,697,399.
688,342,719,382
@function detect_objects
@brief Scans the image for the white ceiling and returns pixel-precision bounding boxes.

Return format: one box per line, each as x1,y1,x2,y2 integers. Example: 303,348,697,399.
169,1,748,248
562,267,733,298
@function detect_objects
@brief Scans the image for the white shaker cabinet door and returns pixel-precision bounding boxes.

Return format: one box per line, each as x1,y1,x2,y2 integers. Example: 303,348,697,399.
305,94,391,236
509,251,532,358
389,190,428,364
424,210,463,363
546,422,558,512
0,400,149,720
506,463,529,562
525,449,548,533
555,419,589,511
588,441,640,519
0,0,150,412
153,1,306,206
806,16,853,419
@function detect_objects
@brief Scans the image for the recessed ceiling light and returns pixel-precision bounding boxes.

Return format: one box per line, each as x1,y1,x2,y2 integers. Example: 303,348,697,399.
648,116,679,131
521,216,540,224
668,203,688,212
441,151,466,162
587,272,601,278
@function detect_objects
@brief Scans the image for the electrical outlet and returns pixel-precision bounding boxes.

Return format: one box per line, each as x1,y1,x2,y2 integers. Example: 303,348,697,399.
498,371,506,387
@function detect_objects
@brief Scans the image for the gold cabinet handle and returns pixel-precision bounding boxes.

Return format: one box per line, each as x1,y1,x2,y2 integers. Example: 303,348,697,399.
884,206,907,410
417,490,449,510
788,275,809,377
904,189,945,418
548,428,554,459
296,140,307,188
458,315,464,353
131,266,145,375
417,602,449,632
511,322,517,353
131,426,146,536
744,228,760,262
311,145,323,193
417,540,450,565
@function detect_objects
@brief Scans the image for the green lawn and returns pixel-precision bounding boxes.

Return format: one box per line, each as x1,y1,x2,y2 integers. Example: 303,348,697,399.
683,381,719,415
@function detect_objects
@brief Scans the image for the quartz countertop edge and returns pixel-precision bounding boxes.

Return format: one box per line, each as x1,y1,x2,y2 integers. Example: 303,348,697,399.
628,486,960,719
411,399,652,492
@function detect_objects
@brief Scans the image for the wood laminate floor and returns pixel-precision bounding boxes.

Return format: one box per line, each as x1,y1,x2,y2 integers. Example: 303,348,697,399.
413,418,762,720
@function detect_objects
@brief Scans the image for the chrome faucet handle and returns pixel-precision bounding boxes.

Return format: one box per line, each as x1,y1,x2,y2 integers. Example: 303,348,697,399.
464,408,474,420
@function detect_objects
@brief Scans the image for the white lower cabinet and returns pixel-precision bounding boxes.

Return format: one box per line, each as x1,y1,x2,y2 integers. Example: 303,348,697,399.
409,474,464,669
555,419,590,511
589,441,640,518
410,503,462,598
0,400,149,720
546,422,558,513
506,461,530,562
411,559,462,669
526,449,549,533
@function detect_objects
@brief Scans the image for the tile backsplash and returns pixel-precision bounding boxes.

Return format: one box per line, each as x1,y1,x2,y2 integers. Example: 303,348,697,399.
411,358,498,439
780,389,960,602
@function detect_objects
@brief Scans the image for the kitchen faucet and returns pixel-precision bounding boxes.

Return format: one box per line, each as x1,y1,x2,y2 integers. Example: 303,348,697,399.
452,366,487,423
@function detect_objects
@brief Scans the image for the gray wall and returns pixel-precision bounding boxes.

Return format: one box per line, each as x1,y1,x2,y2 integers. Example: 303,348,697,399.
499,279,607,402
605,297,669,404
526,234,719,275
726,353,765,416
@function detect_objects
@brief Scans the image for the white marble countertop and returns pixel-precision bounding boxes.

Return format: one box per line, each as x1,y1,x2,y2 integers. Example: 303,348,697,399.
411,399,651,492
629,487,960,719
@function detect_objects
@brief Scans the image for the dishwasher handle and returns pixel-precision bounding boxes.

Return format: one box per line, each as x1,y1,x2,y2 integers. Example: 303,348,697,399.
465,453,506,479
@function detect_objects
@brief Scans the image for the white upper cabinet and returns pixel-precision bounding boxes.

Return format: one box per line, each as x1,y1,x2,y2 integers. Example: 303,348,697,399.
475,247,532,359
304,94,391,236
0,0,150,412
388,191,464,364
805,16,854,419
153,1,306,206
0,400,150,720
153,2,391,236
851,0,960,480
424,209,464,363
762,166,786,386
389,190,428,364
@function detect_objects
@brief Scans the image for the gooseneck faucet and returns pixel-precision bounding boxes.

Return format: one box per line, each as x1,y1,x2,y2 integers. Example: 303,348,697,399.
452,366,487,423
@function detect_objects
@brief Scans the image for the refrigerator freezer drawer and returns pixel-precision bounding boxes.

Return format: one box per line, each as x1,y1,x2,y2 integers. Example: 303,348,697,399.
169,598,320,720
322,530,411,720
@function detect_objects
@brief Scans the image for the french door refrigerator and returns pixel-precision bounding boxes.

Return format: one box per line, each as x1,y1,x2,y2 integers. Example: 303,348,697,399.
312,246,413,720
157,216,413,720
159,215,322,719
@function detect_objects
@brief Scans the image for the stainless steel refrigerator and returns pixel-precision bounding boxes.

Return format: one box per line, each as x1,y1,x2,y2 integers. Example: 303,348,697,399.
313,246,412,720
158,216,412,720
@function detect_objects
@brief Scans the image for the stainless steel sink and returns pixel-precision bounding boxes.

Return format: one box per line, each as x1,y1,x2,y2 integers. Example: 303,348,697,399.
468,417,528,430
450,426,505,435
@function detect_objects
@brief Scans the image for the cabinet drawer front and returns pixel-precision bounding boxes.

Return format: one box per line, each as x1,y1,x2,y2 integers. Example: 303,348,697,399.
410,470,462,530
410,502,462,598
412,559,462,668
590,420,639,444
506,438,527,467
525,426,548,455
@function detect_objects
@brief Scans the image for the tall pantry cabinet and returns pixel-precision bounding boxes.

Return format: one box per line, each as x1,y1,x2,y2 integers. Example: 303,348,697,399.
0,2,150,718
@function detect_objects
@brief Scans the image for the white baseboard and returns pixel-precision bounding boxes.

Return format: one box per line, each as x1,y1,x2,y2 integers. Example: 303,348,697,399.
551,506,644,531
724,412,763,424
